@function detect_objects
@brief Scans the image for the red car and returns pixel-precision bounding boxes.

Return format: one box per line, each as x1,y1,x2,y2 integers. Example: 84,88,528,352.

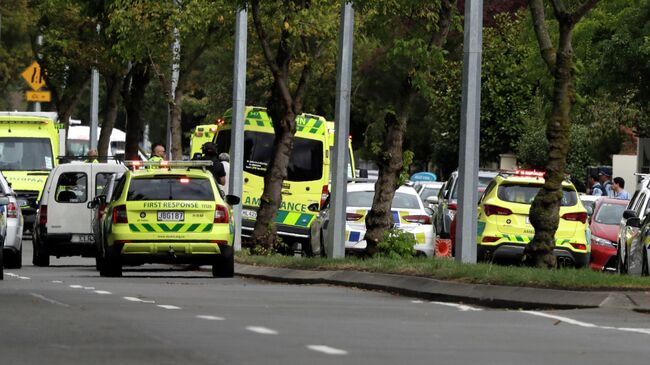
589,197,629,271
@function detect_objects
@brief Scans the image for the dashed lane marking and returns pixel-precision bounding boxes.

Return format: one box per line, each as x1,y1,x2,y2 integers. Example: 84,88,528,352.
521,311,650,335
83,287,95,290
94,290,112,295
18,276,30,280
430,301,483,312
307,345,348,355
69,285,83,289
246,326,279,335
4,273,18,277
30,293,70,308
157,305,181,310
411,300,424,304
51,280,63,283
197,315,225,321
123,296,155,303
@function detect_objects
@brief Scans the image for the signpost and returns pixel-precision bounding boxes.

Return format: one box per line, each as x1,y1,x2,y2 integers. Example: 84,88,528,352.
21,61,51,104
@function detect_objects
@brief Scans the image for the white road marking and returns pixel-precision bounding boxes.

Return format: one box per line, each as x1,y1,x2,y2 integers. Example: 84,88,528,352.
307,345,348,355
69,285,83,289
30,293,70,307
196,315,225,321
94,290,112,295
51,280,63,283
411,300,424,304
123,296,155,303
18,276,31,280
83,287,95,290
521,311,650,335
246,326,279,335
4,272,18,277
430,301,483,312
157,305,181,310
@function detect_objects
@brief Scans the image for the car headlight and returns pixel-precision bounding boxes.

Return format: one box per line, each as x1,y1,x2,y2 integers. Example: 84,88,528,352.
591,235,615,247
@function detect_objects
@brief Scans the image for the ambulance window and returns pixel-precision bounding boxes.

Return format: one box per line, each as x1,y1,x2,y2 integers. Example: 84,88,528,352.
55,172,87,203
0,137,54,171
96,173,115,196
127,176,215,201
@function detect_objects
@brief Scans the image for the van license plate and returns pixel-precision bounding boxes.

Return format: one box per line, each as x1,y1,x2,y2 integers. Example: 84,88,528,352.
72,234,94,243
158,211,184,221
242,209,257,219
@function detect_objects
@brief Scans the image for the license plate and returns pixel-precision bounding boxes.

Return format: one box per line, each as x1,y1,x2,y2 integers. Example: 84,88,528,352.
72,234,94,243
158,211,184,221
242,209,257,219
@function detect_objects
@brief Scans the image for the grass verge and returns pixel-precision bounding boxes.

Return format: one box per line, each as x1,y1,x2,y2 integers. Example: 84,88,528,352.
236,253,650,291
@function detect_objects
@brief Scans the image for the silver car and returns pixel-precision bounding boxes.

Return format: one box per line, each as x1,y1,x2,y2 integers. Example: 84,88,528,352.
0,172,23,269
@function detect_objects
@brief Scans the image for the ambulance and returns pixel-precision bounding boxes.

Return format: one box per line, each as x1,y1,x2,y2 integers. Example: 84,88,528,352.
214,106,330,254
0,113,60,228
190,123,220,159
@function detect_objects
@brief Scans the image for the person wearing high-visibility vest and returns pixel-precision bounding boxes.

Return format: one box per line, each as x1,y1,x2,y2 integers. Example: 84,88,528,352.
148,142,166,168
85,149,99,163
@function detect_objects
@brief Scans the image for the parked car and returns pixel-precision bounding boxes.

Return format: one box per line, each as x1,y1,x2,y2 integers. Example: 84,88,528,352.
434,169,498,238
416,181,445,210
616,175,650,275
589,197,628,272
0,171,23,268
0,194,9,279
476,170,589,267
310,183,436,257
579,194,600,219
32,162,127,266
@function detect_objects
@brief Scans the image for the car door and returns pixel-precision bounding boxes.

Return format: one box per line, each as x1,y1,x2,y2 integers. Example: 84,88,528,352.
48,168,92,241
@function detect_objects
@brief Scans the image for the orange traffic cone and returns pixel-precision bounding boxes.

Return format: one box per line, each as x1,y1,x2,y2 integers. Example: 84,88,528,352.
435,238,452,257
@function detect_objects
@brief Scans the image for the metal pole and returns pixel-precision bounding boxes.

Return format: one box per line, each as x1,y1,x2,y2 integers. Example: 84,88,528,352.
34,35,43,112
167,4,181,160
90,68,99,150
327,0,354,258
455,0,484,264
230,5,248,251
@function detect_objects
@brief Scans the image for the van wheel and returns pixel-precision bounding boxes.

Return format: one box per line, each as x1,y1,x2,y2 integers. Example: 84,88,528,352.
5,246,22,269
212,246,234,278
100,257,122,277
33,239,50,267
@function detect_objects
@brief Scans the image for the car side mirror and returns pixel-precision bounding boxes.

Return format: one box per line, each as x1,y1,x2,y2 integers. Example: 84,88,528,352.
307,203,320,212
623,209,637,220
225,195,240,206
425,196,439,205
424,207,434,216
87,200,97,209
0,196,9,206
627,217,642,228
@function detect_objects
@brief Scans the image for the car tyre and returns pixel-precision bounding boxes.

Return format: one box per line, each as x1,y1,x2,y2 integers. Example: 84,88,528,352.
33,238,50,267
5,245,22,269
100,256,122,277
212,245,234,278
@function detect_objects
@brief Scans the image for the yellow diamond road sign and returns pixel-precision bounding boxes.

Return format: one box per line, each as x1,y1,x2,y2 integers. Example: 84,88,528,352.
21,61,46,91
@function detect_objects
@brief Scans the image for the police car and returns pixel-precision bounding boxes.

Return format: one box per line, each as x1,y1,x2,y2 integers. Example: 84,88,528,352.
96,160,239,277
477,170,589,267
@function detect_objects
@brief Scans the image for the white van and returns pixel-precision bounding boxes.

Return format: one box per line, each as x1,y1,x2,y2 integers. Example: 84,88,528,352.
32,162,127,266
67,126,147,161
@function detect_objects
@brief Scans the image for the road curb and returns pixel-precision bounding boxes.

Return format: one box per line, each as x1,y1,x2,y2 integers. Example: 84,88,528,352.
236,264,650,310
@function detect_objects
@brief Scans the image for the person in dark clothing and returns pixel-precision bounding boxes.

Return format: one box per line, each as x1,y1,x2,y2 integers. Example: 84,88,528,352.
589,174,605,196
194,142,226,186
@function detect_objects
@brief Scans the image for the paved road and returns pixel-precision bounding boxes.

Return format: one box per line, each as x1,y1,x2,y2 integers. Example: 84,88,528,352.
2,241,650,365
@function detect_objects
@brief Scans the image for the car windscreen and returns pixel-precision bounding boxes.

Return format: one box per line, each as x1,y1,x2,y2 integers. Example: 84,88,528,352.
216,130,323,182
497,184,578,206
127,176,214,201
0,137,54,171
348,191,420,209
594,203,626,225
419,187,440,199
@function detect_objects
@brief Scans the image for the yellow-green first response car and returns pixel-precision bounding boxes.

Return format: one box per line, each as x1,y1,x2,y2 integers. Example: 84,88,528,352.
97,161,237,277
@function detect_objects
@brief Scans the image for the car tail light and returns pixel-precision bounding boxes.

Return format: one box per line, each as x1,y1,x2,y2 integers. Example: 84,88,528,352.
562,212,587,224
180,177,190,184
484,204,513,216
481,236,500,243
403,215,431,224
112,205,128,224
320,185,329,209
346,212,363,221
209,240,229,245
570,243,587,251
7,202,17,219
214,205,229,223
448,203,457,211
38,205,47,225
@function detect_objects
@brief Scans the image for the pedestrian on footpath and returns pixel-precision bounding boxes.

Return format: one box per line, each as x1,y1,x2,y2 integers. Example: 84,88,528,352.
219,152,230,195
612,177,631,200
589,174,605,196
599,169,614,197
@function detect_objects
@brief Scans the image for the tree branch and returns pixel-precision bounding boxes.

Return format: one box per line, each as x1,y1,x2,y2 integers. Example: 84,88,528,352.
572,0,600,22
529,0,556,72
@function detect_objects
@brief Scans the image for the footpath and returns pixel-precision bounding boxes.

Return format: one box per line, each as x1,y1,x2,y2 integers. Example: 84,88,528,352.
236,264,650,311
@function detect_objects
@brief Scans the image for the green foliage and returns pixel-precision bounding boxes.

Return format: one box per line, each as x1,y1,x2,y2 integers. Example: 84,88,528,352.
376,228,417,259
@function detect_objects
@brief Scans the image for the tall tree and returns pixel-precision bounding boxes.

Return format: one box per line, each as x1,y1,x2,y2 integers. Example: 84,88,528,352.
525,0,599,267
248,0,338,248
357,0,457,253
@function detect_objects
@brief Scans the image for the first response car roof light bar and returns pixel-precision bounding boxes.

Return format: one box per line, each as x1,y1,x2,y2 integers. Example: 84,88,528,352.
124,160,213,170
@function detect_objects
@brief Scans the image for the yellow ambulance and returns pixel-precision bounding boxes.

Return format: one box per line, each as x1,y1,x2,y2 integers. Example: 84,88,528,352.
189,123,221,159
214,106,330,254
0,113,60,229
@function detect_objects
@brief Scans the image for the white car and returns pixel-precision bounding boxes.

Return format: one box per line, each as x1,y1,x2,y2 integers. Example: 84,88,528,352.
0,171,23,268
310,183,436,257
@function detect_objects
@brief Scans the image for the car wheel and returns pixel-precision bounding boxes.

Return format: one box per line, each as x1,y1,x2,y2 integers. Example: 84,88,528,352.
5,246,22,269
212,245,234,278
642,245,649,277
32,238,50,267
100,256,122,277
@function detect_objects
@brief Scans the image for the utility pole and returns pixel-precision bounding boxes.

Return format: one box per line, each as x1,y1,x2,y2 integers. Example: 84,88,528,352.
327,0,354,258
34,35,43,112
230,4,248,251
90,24,101,151
455,0,484,264
167,0,181,160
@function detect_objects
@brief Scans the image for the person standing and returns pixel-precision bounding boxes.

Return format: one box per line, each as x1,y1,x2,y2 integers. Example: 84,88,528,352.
218,152,230,195
85,149,99,163
599,169,614,197
589,174,605,196
612,177,631,200
149,142,166,162
193,142,226,197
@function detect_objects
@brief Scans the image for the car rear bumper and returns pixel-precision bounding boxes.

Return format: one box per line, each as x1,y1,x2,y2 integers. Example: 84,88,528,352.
241,219,311,239
478,243,589,268
111,241,231,265
38,232,96,257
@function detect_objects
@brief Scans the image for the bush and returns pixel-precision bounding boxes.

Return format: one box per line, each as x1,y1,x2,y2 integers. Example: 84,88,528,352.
376,228,417,259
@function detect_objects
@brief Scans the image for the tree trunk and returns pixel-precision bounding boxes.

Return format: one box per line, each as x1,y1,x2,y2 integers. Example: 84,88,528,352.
524,23,574,268
170,87,183,160
122,62,151,161
98,74,122,161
